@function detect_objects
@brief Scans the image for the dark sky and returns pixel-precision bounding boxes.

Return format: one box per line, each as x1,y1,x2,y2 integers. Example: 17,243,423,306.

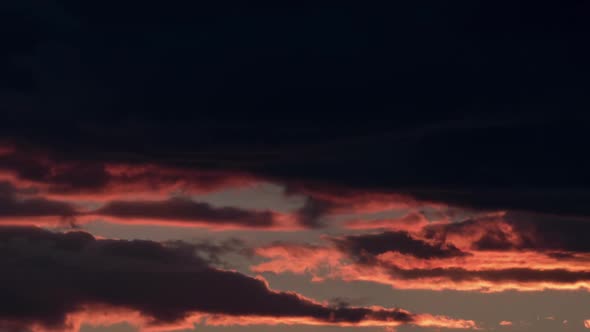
1,1,590,332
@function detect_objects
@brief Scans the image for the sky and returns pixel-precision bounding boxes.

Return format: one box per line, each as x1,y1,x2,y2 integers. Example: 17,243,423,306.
2,1,590,332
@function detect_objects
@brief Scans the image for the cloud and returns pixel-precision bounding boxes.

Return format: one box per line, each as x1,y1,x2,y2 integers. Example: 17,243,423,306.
0,149,254,200
0,144,14,156
90,197,295,230
286,186,425,227
332,231,468,260
4,141,590,236
379,265,590,291
1,1,590,225
0,179,299,230
0,181,75,220
423,212,590,253
253,221,590,292
253,244,344,277
344,212,432,231
1,2,589,330
256,249,590,292
0,226,475,331
293,196,334,228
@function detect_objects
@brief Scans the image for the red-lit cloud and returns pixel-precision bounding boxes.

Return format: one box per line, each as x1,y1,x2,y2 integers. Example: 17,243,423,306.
253,219,590,292
87,197,300,230
0,181,76,225
0,226,476,331
24,307,477,332
0,178,301,230
5,144,590,295
0,148,256,201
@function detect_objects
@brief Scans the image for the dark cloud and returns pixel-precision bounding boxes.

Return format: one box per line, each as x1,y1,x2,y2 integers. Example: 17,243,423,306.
93,197,278,228
387,265,590,285
0,226,415,330
423,212,590,254
293,196,334,228
333,231,467,260
1,1,590,218
407,188,590,220
0,181,74,219
2,2,587,329
0,150,249,195
504,212,590,253
0,178,284,229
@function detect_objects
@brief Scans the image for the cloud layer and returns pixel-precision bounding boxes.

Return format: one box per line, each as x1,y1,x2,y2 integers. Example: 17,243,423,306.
254,213,590,292
0,226,476,331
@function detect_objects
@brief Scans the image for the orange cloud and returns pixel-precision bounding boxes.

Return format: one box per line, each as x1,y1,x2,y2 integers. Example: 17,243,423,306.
253,240,590,292
0,179,304,230
0,226,480,332
205,311,476,329
341,265,590,292
374,251,590,272
0,148,257,201
253,244,345,279
79,212,302,231
25,306,477,332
